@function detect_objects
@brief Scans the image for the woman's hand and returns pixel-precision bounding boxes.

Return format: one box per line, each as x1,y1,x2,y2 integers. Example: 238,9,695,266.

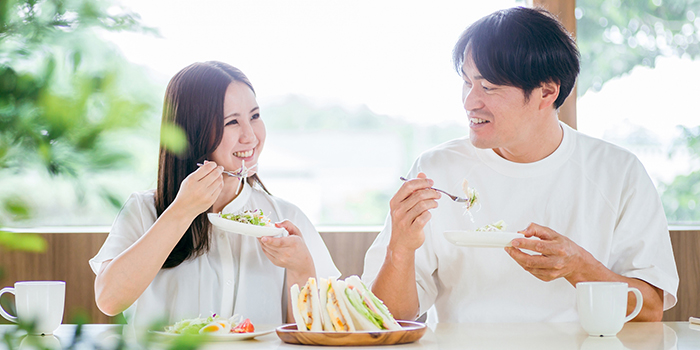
172,160,224,218
259,220,316,278
260,220,317,323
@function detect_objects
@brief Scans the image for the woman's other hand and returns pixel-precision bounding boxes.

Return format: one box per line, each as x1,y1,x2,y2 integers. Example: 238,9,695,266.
172,160,224,218
259,220,315,278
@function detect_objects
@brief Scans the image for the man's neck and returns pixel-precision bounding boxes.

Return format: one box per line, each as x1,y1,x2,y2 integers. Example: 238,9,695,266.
493,120,564,163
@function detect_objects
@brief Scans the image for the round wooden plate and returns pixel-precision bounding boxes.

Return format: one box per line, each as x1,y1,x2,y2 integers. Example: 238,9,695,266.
275,320,426,346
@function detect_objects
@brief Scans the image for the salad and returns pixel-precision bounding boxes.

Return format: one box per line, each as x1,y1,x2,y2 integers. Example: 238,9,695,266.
475,220,507,232
461,179,479,210
220,209,272,227
164,314,255,335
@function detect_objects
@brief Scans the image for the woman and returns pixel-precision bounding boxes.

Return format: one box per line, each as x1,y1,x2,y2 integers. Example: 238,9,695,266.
89,61,339,328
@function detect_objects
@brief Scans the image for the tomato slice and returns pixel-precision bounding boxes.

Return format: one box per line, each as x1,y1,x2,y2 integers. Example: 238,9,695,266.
232,318,255,333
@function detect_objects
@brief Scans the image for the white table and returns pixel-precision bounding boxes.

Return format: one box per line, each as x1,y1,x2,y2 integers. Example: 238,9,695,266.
1,322,698,349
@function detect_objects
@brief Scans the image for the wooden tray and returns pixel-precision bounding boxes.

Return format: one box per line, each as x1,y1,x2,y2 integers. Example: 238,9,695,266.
275,320,426,346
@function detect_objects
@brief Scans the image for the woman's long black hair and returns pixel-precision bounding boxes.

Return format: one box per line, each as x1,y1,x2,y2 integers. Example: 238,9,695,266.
155,61,269,269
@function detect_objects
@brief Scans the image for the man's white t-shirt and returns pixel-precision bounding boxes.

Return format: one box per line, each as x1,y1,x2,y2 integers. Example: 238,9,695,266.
90,181,340,328
362,123,678,323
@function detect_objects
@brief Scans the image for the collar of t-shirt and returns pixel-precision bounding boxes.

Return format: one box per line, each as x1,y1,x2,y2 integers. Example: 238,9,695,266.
475,122,576,178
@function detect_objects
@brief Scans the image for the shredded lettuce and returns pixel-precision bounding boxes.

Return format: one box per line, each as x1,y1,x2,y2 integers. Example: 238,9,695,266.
165,315,214,334
475,220,507,232
345,287,384,329
164,314,241,334
220,209,272,227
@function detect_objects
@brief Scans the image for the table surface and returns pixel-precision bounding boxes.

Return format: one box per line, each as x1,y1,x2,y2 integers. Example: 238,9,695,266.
1,322,699,350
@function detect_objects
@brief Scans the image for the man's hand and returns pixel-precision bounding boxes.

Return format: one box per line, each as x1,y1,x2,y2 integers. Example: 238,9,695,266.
505,223,592,283
505,223,665,321
371,172,440,321
388,172,440,253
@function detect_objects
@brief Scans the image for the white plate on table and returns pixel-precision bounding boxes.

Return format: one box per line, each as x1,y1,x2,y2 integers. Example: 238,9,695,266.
208,213,286,237
150,328,275,342
443,230,537,248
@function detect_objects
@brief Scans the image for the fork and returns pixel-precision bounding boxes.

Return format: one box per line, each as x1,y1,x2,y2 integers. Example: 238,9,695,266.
399,177,468,203
196,162,257,178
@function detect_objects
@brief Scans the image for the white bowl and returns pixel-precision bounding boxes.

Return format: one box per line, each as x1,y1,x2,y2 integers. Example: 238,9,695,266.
208,213,286,237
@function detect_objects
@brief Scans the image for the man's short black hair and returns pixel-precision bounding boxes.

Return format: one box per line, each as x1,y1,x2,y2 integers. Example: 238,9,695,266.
452,7,580,109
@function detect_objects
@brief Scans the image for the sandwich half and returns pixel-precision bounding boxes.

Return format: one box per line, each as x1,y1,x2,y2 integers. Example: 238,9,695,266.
290,278,323,331
344,275,402,330
318,278,335,331
323,278,356,331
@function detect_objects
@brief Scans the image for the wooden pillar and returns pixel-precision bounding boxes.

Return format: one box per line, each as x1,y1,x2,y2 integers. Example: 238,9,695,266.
531,0,578,129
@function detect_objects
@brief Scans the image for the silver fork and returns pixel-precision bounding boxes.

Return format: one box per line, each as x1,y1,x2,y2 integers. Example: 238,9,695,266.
399,177,468,203
196,162,258,178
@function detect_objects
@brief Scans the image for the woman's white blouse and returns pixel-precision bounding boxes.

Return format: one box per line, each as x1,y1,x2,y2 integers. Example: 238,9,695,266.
89,182,340,328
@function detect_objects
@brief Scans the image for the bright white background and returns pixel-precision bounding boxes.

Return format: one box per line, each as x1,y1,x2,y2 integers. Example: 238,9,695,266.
105,0,521,125
98,0,699,225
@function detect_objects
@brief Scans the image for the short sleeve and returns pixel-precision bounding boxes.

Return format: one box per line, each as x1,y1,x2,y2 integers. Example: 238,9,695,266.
88,191,157,275
609,159,679,310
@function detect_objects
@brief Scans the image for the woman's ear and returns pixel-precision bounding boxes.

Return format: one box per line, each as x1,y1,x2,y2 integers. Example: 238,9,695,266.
538,80,560,111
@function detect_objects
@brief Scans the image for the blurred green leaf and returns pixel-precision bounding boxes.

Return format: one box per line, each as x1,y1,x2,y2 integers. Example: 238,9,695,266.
0,231,46,252
114,313,128,325
69,309,90,325
160,122,188,155
2,196,31,220
0,0,160,228
168,334,206,350
100,187,125,210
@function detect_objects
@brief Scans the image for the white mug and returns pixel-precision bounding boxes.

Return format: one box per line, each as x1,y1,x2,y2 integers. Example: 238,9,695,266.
0,281,66,335
576,281,643,337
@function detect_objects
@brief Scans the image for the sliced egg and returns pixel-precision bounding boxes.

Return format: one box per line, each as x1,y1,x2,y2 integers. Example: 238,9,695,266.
199,321,231,334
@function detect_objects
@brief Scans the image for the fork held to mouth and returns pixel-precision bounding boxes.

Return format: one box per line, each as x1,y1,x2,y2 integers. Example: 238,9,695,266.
196,161,258,178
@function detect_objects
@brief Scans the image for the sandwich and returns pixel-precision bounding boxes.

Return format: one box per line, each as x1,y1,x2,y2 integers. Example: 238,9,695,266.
343,275,401,331
320,277,356,331
290,278,323,331
317,278,335,331
291,276,402,332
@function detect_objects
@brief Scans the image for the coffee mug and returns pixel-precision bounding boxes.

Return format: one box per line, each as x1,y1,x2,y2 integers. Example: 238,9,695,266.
0,281,66,335
576,281,643,337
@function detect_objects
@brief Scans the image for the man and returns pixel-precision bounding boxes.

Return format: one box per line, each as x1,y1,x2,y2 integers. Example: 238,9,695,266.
362,7,678,323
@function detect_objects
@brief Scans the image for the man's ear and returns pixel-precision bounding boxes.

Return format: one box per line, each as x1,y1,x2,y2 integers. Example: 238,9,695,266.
538,80,560,111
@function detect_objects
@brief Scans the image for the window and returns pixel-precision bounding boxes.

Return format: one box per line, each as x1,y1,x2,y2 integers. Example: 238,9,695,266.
3,0,523,228
576,1,700,225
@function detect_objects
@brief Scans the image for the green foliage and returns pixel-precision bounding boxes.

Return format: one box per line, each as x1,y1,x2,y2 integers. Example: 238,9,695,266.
577,1,700,224
160,122,188,156
662,125,700,223
577,0,700,95
0,0,161,236
0,231,46,252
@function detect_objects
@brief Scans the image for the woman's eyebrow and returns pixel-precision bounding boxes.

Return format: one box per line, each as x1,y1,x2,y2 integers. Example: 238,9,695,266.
225,106,259,120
